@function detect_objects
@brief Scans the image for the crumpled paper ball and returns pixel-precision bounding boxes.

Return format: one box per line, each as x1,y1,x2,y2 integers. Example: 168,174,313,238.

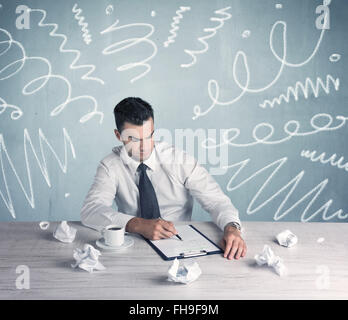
276,230,298,248
71,244,106,273
254,245,287,276
53,221,77,243
167,258,202,284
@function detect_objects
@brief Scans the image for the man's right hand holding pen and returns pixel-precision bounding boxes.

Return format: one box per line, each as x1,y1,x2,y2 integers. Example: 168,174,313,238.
126,217,181,241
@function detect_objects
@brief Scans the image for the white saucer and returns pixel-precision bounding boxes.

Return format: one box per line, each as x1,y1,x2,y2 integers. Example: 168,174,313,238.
96,235,134,251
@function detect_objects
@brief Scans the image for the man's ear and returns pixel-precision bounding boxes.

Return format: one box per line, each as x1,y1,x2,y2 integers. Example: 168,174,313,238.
114,129,121,141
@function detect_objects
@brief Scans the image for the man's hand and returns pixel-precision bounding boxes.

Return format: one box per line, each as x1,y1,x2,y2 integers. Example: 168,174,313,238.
126,217,178,240
219,225,247,260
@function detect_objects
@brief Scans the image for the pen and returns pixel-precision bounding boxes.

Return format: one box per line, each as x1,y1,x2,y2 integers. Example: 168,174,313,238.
175,234,183,241
159,217,183,241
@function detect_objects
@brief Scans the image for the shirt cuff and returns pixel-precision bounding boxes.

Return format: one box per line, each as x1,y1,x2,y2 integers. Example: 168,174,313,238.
224,221,241,231
111,212,136,230
216,212,242,232
81,210,136,232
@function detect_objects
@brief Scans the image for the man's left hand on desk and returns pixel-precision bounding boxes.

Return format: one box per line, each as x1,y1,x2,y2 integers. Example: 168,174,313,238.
220,225,247,260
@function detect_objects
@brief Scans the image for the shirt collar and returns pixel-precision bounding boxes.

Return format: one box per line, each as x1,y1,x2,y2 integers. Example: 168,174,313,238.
119,142,158,175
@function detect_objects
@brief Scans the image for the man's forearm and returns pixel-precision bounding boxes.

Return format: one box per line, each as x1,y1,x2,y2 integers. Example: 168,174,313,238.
126,217,144,234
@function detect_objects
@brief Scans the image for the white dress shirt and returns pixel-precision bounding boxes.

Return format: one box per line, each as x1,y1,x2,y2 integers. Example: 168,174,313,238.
80,140,241,232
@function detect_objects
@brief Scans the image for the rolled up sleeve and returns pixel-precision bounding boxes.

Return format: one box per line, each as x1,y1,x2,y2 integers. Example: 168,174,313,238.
80,161,135,232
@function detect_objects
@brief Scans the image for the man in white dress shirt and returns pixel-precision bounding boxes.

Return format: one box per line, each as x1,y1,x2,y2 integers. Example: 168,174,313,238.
81,97,247,260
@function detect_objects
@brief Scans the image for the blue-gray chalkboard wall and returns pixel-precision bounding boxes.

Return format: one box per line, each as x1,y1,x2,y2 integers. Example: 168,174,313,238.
0,0,347,223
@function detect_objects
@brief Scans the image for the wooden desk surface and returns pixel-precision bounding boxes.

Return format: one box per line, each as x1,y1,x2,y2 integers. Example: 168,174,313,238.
0,221,347,300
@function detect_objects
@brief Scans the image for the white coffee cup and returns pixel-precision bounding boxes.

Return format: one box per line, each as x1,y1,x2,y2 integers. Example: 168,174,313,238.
101,224,125,246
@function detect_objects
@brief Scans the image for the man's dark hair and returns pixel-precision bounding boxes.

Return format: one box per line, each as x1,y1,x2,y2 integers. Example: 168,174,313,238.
114,97,154,132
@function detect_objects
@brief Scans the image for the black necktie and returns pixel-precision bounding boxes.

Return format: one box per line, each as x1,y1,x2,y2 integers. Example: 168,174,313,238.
137,163,161,219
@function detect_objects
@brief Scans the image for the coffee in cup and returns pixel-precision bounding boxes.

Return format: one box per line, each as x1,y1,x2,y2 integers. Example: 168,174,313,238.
101,224,125,246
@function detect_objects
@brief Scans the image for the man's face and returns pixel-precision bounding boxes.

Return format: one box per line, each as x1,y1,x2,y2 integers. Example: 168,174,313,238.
114,118,155,162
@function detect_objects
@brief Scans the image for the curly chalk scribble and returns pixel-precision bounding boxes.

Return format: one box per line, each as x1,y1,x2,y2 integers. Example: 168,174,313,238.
72,3,92,45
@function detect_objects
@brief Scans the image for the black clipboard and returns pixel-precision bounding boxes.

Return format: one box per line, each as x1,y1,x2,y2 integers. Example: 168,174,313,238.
143,224,223,260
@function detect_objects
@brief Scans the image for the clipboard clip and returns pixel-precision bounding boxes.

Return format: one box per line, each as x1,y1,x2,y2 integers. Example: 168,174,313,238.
179,250,207,258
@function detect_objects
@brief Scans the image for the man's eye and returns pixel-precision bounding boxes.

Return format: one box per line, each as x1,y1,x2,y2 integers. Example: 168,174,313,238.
146,132,154,139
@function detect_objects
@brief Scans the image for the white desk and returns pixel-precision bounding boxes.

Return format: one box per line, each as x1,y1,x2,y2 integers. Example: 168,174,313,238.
0,221,347,299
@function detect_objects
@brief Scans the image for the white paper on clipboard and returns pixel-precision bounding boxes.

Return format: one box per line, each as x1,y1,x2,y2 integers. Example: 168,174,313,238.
149,225,221,259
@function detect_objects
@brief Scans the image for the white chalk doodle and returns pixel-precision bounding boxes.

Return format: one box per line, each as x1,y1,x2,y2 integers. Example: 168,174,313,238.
0,28,103,123
242,30,250,38
29,8,104,84
0,96,23,120
201,113,348,148
65,193,70,198
259,74,340,108
163,6,191,48
329,53,341,62
181,6,232,68
270,21,326,68
300,149,348,172
275,4,283,9
100,20,157,83
105,4,113,15
151,10,156,17
193,18,326,119
72,3,92,45
192,20,286,119
199,111,348,223
220,156,348,222
0,128,76,219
